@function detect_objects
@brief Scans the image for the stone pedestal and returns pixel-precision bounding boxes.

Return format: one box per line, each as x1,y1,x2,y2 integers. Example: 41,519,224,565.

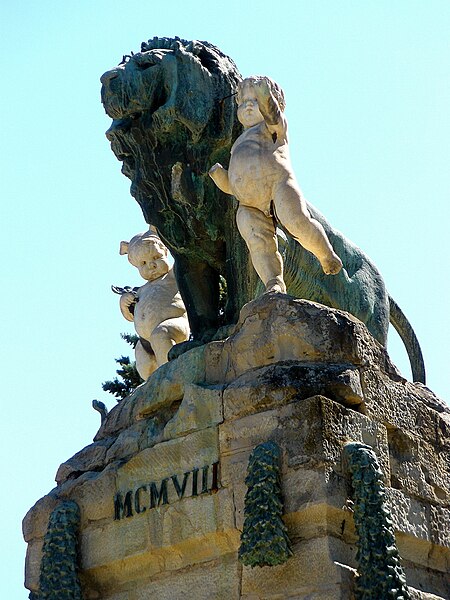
23,296,450,599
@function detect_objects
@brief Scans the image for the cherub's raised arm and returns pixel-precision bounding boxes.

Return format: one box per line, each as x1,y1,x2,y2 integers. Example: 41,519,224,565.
254,79,287,138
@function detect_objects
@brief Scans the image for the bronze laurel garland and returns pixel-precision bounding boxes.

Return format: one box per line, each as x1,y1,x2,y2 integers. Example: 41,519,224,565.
343,442,410,600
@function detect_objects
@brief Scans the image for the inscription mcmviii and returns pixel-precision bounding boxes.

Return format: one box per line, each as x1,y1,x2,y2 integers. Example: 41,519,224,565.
114,461,219,520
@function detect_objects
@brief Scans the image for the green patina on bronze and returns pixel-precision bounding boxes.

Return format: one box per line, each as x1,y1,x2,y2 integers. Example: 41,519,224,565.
343,442,410,600
32,500,83,600
239,441,292,567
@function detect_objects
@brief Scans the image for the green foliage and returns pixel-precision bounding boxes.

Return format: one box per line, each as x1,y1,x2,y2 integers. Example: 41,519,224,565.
120,332,139,347
239,441,292,567
102,333,143,401
343,442,410,600
35,500,83,600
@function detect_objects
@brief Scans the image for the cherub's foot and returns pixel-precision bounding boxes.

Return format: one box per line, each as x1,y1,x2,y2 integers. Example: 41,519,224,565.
265,278,287,294
321,254,343,275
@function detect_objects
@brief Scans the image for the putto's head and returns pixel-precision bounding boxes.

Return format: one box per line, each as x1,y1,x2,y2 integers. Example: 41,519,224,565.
237,76,286,112
120,229,170,281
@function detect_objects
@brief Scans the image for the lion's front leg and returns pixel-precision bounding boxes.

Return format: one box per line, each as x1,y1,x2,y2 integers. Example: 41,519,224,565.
172,254,220,345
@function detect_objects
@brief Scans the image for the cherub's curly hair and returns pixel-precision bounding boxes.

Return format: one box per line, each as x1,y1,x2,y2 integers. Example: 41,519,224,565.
237,75,286,112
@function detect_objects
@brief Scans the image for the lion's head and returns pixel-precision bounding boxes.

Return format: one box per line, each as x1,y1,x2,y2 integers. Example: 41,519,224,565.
102,37,240,141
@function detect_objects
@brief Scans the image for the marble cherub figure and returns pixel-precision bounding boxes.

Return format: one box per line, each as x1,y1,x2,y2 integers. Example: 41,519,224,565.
116,230,190,380
209,76,342,294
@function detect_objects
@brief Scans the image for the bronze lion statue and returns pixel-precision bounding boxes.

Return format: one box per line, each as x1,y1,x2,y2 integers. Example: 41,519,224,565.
101,37,257,346
101,37,425,382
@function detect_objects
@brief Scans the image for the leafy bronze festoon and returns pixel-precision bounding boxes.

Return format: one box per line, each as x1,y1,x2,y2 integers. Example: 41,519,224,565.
33,500,83,600
343,442,410,600
239,441,292,567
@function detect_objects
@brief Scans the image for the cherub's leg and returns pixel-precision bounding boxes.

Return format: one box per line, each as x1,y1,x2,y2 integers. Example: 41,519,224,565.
135,340,157,381
150,317,190,367
274,182,342,275
236,205,286,293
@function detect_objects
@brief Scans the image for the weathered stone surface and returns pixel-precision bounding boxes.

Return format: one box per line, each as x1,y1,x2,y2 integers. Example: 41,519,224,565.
24,538,44,591
223,361,363,423
25,467,120,540
116,427,219,493
402,560,450,600
62,467,117,528
93,295,446,444
408,590,448,600
429,504,450,548
56,438,115,484
387,488,431,543
104,424,143,464
387,428,450,504
409,383,450,415
162,383,223,439
387,488,450,552
84,554,241,600
132,554,241,600
93,347,203,441
398,535,450,578
284,502,357,546
94,386,142,440
81,490,239,591
241,537,356,599
220,395,390,481
361,368,450,438
161,487,236,550
81,510,152,571
23,493,59,542
211,295,396,385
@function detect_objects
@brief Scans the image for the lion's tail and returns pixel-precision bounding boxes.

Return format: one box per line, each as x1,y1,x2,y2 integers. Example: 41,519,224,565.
389,296,426,384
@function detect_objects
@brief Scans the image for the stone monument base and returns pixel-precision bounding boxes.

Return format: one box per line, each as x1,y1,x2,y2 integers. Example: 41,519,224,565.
23,296,450,599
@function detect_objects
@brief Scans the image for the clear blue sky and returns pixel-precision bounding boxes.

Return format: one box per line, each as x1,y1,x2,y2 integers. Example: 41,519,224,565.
1,2,449,597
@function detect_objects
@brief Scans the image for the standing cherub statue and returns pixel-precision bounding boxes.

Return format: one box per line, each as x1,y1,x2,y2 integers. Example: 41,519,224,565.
209,76,342,294
115,229,190,380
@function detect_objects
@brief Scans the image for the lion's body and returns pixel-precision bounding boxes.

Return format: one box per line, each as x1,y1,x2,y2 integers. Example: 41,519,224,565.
101,37,425,382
